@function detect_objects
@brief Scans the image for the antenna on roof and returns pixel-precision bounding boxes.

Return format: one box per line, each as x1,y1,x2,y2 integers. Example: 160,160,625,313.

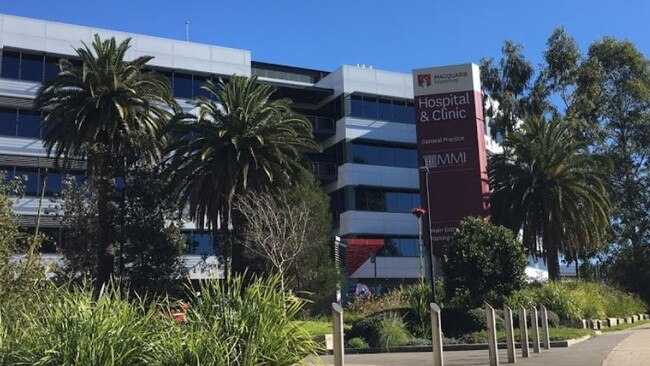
185,21,190,42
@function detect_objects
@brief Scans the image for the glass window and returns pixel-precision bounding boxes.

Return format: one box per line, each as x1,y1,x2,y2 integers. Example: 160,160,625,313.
20,53,44,82
193,75,212,99
399,238,419,257
185,231,214,255
0,108,17,136
378,238,401,256
386,192,399,212
173,72,193,98
16,110,41,138
361,96,377,119
350,95,363,117
15,168,39,196
1,51,20,79
377,99,393,121
42,171,63,196
44,56,60,81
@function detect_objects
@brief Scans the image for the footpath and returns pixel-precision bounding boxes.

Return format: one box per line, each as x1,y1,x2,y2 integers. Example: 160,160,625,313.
310,324,650,366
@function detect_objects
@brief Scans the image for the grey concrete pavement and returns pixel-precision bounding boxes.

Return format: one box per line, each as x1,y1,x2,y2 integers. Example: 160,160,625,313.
307,325,646,366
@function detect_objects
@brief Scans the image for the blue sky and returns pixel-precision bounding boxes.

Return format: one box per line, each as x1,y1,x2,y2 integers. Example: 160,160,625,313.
2,1,648,73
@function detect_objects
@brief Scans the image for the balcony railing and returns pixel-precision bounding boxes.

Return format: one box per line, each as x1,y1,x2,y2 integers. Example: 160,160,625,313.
307,115,335,135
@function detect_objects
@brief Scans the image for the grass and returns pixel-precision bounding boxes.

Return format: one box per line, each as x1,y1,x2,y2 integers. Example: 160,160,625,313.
601,319,650,333
296,321,333,336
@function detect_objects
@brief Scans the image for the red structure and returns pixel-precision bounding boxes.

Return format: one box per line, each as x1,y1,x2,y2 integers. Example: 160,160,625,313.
345,238,384,276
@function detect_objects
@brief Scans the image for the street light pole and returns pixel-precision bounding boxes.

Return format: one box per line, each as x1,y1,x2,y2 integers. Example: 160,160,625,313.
419,166,437,301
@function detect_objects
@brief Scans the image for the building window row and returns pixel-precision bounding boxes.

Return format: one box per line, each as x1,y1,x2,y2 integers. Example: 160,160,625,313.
0,48,220,99
349,95,415,124
1,166,84,197
350,142,418,168
182,230,217,255
355,186,420,213
375,236,420,257
0,107,44,139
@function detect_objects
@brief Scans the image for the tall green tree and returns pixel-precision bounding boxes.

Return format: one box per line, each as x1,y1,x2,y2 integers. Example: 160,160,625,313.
489,117,610,280
35,35,176,289
163,76,320,272
480,41,537,139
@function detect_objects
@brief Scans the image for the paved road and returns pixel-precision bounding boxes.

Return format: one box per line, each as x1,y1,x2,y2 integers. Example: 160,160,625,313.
307,325,650,366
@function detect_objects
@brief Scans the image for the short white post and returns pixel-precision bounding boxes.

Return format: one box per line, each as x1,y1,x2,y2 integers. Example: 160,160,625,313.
332,303,345,366
530,306,540,353
519,306,530,358
486,303,500,366
540,305,551,350
430,303,444,366
503,305,516,363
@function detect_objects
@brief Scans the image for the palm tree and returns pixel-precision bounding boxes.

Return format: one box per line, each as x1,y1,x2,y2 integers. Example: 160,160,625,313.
489,116,610,280
163,76,320,272
35,35,175,289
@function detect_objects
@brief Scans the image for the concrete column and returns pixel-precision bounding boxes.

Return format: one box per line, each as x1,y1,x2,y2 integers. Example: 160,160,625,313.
503,305,516,363
530,306,540,353
519,306,530,358
540,305,551,350
430,303,444,366
485,303,500,366
332,303,345,366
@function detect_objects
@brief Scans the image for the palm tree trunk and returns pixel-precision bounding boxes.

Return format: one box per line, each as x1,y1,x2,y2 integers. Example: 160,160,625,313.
544,223,561,281
95,163,117,294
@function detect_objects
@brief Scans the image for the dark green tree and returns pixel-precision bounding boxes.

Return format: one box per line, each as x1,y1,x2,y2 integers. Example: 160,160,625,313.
480,41,536,139
443,217,526,307
489,117,611,279
35,35,176,289
163,76,320,272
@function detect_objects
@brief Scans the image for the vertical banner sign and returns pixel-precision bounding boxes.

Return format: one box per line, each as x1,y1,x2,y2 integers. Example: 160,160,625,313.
412,63,490,256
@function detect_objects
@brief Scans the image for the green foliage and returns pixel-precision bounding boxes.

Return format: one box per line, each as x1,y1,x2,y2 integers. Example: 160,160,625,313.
4,285,166,366
0,173,49,319
162,76,320,271
57,166,187,296
400,282,432,338
489,116,611,280
377,314,412,350
440,308,504,338
166,273,319,366
35,35,176,287
0,274,318,365
443,217,527,307
506,281,647,321
347,337,368,349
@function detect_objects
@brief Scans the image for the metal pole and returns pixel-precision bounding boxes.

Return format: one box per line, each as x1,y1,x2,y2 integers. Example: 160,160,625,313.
485,303,499,366
530,306,540,353
541,305,551,350
332,303,345,366
504,305,516,363
424,166,436,300
185,21,190,42
430,303,444,366
519,306,530,358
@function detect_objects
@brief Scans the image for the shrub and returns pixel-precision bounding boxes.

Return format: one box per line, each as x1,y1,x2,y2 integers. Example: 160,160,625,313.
377,314,412,350
347,337,368,349
440,307,504,337
406,338,432,346
4,286,166,366
164,273,319,366
506,281,647,321
346,289,406,322
443,217,527,307
400,282,432,338
511,309,560,328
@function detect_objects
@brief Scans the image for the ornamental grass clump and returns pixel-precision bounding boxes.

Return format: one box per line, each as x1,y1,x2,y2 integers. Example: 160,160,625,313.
162,273,320,366
4,285,167,366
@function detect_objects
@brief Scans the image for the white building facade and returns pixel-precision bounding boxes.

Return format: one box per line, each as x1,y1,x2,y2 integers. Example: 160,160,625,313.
0,14,499,286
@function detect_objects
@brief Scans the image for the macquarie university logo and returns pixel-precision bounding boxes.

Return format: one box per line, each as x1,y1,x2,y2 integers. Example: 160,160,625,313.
417,74,432,88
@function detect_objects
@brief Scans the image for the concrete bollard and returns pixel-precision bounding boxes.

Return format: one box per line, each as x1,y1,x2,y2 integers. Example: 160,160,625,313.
519,306,530,358
607,318,617,327
485,303,500,366
332,303,344,366
540,306,551,350
530,306,540,353
579,319,587,329
430,303,444,366
503,305,516,363
625,317,632,324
